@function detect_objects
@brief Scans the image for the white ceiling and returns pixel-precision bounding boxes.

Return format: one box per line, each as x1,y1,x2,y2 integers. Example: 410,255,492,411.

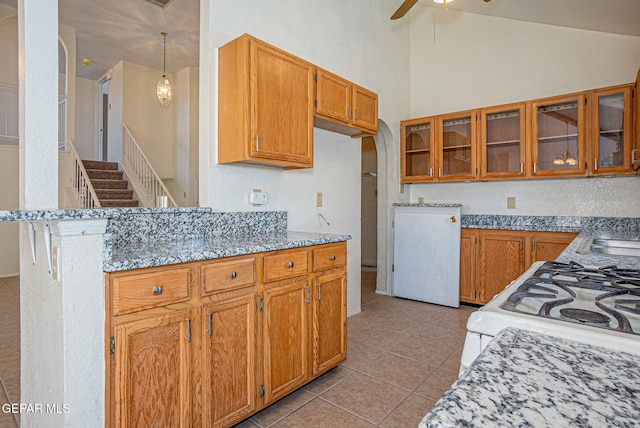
417,0,640,37
1,0,638,81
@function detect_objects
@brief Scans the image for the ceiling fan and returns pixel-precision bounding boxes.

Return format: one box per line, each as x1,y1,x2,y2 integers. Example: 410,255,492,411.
391,0,492,20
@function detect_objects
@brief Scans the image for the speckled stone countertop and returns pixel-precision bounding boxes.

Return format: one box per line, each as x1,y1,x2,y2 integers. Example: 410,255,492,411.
420,327,640,428
393,203,462,208
0,207,212,222
105,231,351,272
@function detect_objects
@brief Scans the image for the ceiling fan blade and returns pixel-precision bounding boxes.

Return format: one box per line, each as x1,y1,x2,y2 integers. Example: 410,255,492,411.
391,0,420,20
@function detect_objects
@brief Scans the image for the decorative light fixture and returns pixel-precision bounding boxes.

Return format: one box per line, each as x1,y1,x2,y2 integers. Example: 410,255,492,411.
156,32,172,106
433,0,454,8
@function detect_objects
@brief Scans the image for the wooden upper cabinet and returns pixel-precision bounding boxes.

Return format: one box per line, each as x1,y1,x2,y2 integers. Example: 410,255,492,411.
437,110,478,181
314,68,379,136
352,84,379,134
529,93,587,177
480,103,527,179
589,84,634,175
218,34,314,168
400,117,437,183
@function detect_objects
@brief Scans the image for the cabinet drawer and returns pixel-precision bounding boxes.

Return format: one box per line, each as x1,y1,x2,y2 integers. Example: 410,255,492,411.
112,268,191,315
263,250,309,283
313,244,346,272
201,257,256,296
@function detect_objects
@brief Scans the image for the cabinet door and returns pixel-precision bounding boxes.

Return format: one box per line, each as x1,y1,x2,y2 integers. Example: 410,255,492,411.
480,103,526,179
250,39,314,166
202,295,257,428
590,85,634,175
352,84,378,133
437,110,478,181
530,94,587,177
311,272,346,376
262,279,309,405
459,229,478,304
635,68,640,171
479,231,525,304
401,117,437,183
315,68,351,125
528,231,577,267
114,311,192,428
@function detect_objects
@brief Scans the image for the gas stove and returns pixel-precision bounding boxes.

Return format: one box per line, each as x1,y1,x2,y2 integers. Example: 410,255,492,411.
460,260,640,373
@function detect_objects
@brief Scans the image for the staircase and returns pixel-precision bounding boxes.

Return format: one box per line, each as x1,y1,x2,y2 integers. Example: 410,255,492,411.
82,160,139,207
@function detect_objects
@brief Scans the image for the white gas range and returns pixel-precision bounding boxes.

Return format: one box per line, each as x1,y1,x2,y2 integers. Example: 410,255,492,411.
461,260,640,373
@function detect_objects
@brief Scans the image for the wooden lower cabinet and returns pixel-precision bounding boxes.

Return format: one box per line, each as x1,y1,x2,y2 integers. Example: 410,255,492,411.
262,278,310,405
113,310,193,428
202,294,257,428
460,229,577,305
106,242,347,428
312,271,347,376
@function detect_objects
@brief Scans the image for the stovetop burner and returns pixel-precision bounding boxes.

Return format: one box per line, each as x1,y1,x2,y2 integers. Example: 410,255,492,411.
559,308,611,326
499,261,640,336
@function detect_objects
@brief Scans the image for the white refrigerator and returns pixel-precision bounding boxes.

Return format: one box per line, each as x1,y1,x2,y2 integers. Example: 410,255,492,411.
393,205,461,307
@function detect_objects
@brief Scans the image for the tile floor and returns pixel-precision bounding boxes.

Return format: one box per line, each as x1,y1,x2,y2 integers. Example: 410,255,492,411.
0,271,476,428
236,269,476,427
0,276,20,428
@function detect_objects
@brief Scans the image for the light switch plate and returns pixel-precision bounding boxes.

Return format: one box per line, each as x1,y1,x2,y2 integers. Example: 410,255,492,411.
52,246,61,281
316,192,323,207
507,197,516,209
249,192,268,205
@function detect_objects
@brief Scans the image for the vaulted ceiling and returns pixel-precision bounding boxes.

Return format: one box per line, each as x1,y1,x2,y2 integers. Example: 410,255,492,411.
1,0,638,81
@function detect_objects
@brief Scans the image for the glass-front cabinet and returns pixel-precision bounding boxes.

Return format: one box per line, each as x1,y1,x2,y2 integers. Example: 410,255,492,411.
589,84,633,175
479,103,526,179
530,94,587,177
400,117,436,183
437,110,477,180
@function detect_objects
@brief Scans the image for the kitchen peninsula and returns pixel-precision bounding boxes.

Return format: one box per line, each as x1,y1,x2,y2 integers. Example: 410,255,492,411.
5,207,350,428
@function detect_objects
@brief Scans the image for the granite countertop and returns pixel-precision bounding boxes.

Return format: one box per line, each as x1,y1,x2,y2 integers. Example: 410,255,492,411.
0,207,213,222
105,231,351,272
420,327,640,428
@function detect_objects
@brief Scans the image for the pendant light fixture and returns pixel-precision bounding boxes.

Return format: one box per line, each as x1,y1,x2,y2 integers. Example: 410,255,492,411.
433,0,454,9
156,32,172,106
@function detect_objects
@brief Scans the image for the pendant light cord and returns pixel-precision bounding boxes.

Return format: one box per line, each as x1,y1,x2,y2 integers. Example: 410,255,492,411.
161,32,168,76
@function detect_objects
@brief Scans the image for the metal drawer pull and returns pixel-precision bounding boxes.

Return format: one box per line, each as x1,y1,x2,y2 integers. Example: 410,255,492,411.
207,312,213,336
317,283,322,301
186,318,191,343
288,261,294,268
330,255,336,261
152,286,163,295
230,271,237,279
305,285,310,303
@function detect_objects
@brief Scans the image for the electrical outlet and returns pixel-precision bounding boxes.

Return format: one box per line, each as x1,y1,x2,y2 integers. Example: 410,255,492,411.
418,197,424,204
316,192,323,207
52,246,61,281
249,191,268,205
507,197,516,209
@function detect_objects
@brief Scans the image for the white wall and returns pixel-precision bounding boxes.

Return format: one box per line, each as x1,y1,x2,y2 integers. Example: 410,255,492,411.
408,7,640,217
74,76,97,159
122,61,175,178
106,61,123,166
167,66,199,206
205,0,411,315
0,146,19,276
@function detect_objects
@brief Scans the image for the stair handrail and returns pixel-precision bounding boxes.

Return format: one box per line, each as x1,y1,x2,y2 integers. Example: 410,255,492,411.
67,139,102,208
122,123,178,208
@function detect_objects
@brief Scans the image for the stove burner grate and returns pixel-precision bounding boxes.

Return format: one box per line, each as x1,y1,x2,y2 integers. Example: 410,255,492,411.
559,308,611,326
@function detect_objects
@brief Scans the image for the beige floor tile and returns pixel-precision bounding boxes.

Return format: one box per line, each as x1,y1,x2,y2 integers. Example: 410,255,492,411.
341,339,384,371
302,365,354,395
348,325,409,351
440,348,463,373
320,372,410,424
249,389,314,427
358,352,433,391
378,393,436,428
2,372,20,404
0,384,18,428
414,367,459,401
389,336,458,367
273,398,374,428
232,418,258,427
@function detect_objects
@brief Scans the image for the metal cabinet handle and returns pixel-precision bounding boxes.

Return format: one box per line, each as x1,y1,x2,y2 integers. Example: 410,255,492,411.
330,255,336,261
230,271,237,279
152,285,163,295
305,285,310,304
531,238,536,252
594,159,598,171
317,283,322,301
207,312,213,336
255,135,260,152
288,261,294,268
520,163,524,174
186,318,191,343
533,162,537,174
438,168,442,177
519,240,523,251
429,167,433,177
633,149,638,164
348,106,352,119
